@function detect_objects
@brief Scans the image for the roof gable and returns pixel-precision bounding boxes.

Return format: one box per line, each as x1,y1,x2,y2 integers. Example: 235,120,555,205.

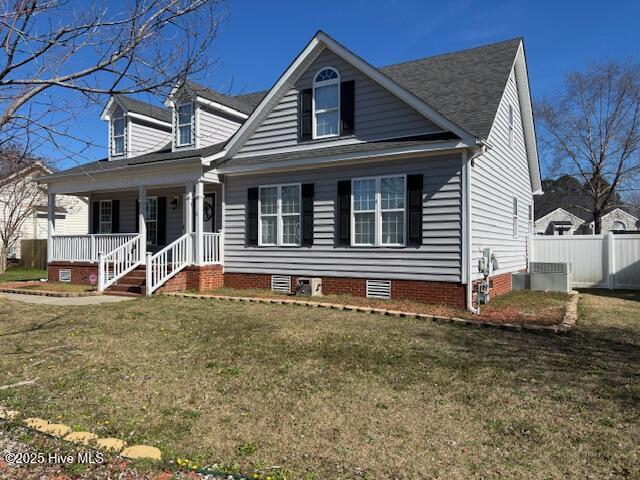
100,95,171,124
215,31,476,162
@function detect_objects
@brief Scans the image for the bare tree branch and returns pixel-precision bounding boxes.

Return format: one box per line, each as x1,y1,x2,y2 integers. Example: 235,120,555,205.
536,59,640,233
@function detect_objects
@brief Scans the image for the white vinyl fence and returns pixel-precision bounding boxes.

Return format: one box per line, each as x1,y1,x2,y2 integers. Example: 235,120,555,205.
531,233,640,290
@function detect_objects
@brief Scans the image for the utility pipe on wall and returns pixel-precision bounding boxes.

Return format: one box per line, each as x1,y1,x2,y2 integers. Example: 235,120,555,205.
464,144,487,315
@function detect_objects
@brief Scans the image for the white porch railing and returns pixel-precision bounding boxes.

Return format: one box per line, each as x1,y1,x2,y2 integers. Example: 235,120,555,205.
146,233,192,295
202,232,222,264
51,234,138,263
98,235,143,292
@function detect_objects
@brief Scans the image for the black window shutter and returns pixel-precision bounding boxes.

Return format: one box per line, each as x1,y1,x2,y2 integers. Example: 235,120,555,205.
246,187,259,246
336,180,351,246
301,183,314,246
407,174,423,246
340,80,355,135
91,201,99,234
157,197,167,245
112,200,120,233
298,88,313,142
134,199,139,233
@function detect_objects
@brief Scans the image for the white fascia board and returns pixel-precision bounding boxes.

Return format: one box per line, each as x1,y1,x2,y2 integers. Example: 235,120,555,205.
100,96,118,121
196,97,248,120
218,139,471,175
513,42,542,195
127,111,172,129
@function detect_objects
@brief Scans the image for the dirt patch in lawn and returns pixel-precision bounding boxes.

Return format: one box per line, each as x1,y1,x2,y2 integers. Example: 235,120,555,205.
202,288,570,326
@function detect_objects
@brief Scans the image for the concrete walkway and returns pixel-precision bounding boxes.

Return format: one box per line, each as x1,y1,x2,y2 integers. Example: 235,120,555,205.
0,292,134,305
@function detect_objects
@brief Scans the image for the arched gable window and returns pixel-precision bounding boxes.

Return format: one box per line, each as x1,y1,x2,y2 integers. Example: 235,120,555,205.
313,67,340,138
612,221,626,231
111,106,126,156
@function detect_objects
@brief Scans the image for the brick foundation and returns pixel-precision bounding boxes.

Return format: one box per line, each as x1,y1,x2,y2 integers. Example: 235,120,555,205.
48,262,98,285
158,264,224,293
224,272,466,308
472,271,513,302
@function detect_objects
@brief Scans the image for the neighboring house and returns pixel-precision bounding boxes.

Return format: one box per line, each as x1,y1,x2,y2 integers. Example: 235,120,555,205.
38,32,541,311
534,206,639,235
534,207,586,235
1,162,88,260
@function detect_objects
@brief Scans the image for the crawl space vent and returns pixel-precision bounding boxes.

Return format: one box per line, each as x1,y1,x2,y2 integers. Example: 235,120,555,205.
271,275,291,293
366,279,391,299
58,269,71,283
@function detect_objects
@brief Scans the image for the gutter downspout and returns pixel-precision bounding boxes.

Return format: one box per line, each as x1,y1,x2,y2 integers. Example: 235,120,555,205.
464,144,487,315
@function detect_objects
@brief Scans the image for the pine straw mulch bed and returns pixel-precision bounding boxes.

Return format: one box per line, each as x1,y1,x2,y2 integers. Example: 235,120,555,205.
193,288,571,326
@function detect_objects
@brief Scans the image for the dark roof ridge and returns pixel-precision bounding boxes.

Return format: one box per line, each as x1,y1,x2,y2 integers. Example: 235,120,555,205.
377,37,523,70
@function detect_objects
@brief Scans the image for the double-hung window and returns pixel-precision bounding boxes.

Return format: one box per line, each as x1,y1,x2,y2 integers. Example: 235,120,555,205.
512,196,518,238
112,107,126,156
313,68,340,138
352,175,406,246
259,184,301,246
99,200,112,234
177,101,193,147
146,197,158,245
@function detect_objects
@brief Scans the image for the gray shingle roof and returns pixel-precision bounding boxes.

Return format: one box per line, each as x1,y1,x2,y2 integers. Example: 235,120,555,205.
184,80,266,116
114,95,172,124
219,133,458,168
379,38,522,139
43,142,225,178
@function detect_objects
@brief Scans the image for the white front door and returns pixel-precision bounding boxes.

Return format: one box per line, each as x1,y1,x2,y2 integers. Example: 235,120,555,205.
203,192,216,233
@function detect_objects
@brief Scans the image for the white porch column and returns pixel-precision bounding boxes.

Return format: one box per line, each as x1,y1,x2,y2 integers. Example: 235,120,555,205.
184,183,193,234
46,192,56,263
194,181,204,265
138,186,147,262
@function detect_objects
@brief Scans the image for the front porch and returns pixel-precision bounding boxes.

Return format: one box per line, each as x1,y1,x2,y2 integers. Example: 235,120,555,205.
46,179,224,295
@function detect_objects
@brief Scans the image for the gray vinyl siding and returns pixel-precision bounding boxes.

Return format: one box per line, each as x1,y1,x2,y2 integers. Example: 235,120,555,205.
197,105,241,147
238,48,443,157
128,119,171,157
224,154,463,282
471,69,533,277
91,184,222,248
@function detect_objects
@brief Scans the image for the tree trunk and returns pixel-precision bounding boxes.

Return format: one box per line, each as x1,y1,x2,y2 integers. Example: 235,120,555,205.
0,246,7,275
593,207,603,234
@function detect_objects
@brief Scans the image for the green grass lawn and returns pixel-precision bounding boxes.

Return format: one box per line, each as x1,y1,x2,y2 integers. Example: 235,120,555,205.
0,291,638,479
0,266,46,283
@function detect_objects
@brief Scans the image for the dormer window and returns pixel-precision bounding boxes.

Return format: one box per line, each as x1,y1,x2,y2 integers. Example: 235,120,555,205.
313,68,340,139
111,106,126,156
176,101,193,147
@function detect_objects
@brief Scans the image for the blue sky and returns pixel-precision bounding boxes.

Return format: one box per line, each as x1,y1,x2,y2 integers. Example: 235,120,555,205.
50,0,640,174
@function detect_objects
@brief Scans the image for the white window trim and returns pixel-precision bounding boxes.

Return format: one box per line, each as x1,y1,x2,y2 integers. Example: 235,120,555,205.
312,67,340,140
145,196,158,245
258,183,302,247
513,196,518,239
351,174,407,247
111,110,126,157
508,103,514,149
99,200,112,234
176,100,194,147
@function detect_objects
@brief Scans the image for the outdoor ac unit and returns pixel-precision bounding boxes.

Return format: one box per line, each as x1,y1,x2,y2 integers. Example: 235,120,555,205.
296,277,322,296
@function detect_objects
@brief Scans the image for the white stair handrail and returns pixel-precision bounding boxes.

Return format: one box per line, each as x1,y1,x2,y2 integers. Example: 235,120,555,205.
146,233,192,295
98,234,143,292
